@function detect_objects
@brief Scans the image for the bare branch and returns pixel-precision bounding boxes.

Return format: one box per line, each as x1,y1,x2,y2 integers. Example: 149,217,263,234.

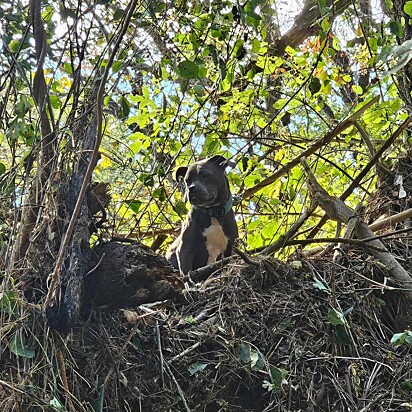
301,157,412,297
308,115,412,238
276,0,352,53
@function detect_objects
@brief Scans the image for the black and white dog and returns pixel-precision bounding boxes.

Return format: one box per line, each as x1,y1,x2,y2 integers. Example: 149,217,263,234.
166,155,238,276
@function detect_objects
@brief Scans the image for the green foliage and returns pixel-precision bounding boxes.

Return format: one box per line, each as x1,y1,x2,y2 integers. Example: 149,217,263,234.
49,397,65,411
312,277,331,294
91,384,105,412
239,341,265,371
0,290,18,314
239,341,288,393
188,362,208,375
9,331,36,359
391,331,412,346
328,308,353,346
405,1,412,16
263,365,289,393
0,0,410,257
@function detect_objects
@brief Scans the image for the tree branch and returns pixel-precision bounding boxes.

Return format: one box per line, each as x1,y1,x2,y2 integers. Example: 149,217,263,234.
307,115,412,238
301,157,412,298
276,0,352,54
242,96,379,200
45,0,141,318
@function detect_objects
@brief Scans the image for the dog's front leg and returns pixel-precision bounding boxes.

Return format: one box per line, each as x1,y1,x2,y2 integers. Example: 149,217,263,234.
177,244,194,277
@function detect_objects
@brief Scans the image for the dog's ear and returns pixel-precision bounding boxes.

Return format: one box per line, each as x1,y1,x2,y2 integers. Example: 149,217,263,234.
207,155,228,169
174,166,188,182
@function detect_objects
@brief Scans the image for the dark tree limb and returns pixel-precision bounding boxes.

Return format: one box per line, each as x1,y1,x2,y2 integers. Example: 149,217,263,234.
45,0,141,331
183,257,233,284
10,0,56,264
83,242,182,311
276,0,352,54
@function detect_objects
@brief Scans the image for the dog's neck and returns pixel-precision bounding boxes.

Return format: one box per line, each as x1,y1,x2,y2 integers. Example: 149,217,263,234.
193,193,233,217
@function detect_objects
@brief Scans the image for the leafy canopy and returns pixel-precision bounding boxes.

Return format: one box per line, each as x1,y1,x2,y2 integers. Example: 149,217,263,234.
0,0,409,253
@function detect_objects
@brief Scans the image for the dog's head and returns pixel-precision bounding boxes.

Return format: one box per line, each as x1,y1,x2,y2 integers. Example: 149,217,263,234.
175,155,231,207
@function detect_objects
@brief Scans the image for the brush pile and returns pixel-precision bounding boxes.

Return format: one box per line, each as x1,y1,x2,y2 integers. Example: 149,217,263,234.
1,242,412,411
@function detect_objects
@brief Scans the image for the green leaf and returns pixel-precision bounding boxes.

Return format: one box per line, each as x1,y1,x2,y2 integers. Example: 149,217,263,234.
152,188,166,201
0,162,6,175
336,324,352,345
309,77,321,95
328,308,346,326
268,366,288,392
250,349,265,371
8,39,20,53
391,331,412,346
312,277,330,294
119,95,130,118
178,60,199,79
126,200,142,214
112,60,122,73
192,85,205,96
62,62,73,74
91,384,105,412
389,20,403,37
318,0,327,15
49,95,61,109
251,39,261,53
321,18,330,33
9,333,35,358
405,1,412,16
352,84,363,95
401,380,412,392
262,221,278,239
239,342,251,363
113,9,124,20
0,290,17,313
50,396,65,411
188,362,208,376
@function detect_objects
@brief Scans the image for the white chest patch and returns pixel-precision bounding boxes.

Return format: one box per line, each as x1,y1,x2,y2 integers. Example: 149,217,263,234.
202,217,228,264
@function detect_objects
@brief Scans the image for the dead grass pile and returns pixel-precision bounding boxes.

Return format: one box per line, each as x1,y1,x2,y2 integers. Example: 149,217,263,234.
1,244,411,411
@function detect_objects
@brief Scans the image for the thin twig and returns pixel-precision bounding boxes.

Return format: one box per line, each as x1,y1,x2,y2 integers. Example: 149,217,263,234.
57,349,75,412
183,256,232,283
306,356,394,372
369,207,412,232
301,157,412,296
170,341,203,363
0,379,53,409
260,204,317,255
164,361,191,412
156,320,165,387
234,246,260,265
283,236,385,250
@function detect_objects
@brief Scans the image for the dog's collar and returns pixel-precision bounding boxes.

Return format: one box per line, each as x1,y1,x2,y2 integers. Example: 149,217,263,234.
195,194,233,217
